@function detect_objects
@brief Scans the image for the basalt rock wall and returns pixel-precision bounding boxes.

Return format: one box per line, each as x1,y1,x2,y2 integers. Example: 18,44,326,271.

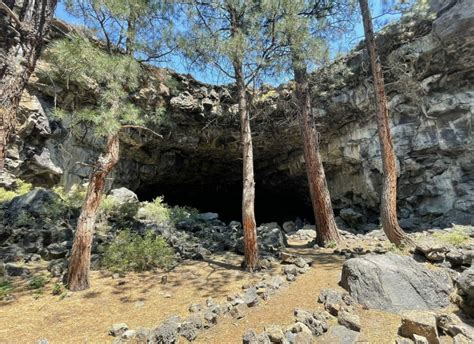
4,0,474,228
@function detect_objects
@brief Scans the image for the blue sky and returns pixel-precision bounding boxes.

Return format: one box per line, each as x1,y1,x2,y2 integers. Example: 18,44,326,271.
54,1,402,86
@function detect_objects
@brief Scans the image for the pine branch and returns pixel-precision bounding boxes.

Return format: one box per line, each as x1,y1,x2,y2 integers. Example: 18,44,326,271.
0,1,22,28
120,125,163,139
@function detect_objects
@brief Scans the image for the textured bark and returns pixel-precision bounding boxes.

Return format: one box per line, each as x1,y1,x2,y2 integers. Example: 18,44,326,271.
234,62,259,271
293,62,341,246
0,0,58,171
67,134,120,291
359,0,410,246
229,7,259,271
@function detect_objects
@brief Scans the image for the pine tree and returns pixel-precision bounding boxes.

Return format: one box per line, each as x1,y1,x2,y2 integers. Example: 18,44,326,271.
358,0,411,246
0,0,58,171
46,36,160,290
180,0,279,271
261,0,353,246
64,0,175,60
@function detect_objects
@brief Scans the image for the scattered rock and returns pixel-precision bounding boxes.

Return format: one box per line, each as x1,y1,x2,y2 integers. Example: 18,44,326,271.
179,321,199,341
325,325,360,344
341,253,453,312
294,309,327,336
5,263,30,277
243,287,259,307
150,317,180,343
399,311,439,344
264,325,284,343
456,267,474,317
109,323,128,337
337,311,361,332
229,304,246,319
121,330,136,340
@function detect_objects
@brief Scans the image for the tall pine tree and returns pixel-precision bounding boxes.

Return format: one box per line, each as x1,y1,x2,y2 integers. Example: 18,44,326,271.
46,36,160,290
180,0,279,271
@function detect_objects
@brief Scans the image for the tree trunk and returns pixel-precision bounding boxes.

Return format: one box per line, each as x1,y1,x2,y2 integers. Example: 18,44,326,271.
67,134,120,291
359,0,409,246
233,61,259,272
0,0,58,171
292,61,341,246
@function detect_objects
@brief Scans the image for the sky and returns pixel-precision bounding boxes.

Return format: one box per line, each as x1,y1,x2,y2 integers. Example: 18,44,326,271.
54,1,403,86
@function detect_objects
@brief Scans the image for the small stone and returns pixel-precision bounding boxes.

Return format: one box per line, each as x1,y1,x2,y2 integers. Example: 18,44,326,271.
286,274,296,282
264,325,284,343
294,257,309,268
413,334,429,344
109,323,128,337
283,265,298,276
338,311,361,332
121,330,136,340
243,287,259,307
179,321,199,341
229,304,246,319
203,310,217,327
243,329,258,344
189,303,202,313
399,311,439,344
5,263,30,277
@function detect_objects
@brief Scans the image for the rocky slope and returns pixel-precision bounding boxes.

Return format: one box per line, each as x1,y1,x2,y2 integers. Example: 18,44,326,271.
4,0,473,229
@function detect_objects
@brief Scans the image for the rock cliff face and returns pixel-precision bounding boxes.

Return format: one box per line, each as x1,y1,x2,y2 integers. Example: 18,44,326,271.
4,0,474,228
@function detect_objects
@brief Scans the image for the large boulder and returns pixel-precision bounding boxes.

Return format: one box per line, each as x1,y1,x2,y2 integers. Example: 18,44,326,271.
340,253,453,312
109,187,138,204
5,189,58,216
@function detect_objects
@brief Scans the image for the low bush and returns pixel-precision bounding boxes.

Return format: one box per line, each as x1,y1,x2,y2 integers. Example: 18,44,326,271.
102,230,175,273
0,279,13,300
0,179,33,203
28,275,48,290
52,184,86,209
137,196,171,224
433,226,470,247
99,196,139,228
52,282,63,296
170,205,199,223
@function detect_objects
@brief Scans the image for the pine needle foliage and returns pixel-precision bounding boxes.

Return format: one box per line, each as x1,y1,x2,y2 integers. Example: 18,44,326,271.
45,35,142,137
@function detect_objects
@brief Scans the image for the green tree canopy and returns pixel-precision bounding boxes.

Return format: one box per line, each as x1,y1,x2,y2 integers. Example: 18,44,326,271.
45,35,143,137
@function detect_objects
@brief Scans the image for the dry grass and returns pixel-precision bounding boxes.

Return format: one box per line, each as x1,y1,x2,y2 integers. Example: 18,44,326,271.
0,238,459,344
0,252,271,344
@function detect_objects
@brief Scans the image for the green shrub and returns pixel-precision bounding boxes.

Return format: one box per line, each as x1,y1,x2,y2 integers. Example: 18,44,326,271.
52,282,63,296
0,179,33,203
137,196,171,224
28,276,48,290
52,184,86,209
99,196,139,227
0,279,13,300
164,76,183,95
433,226,470,247
170,205,199,223
102,230,175,273
14,212,35,227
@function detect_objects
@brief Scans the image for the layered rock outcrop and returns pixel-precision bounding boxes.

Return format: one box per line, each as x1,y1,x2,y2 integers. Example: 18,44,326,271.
4,0,474,228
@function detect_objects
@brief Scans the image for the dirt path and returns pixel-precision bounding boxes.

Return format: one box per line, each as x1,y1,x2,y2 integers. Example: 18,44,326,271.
0,253,272,344
195,247,401,344
1,246,410,344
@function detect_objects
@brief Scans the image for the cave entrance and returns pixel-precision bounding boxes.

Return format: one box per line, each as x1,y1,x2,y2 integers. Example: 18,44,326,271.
136,180,314,225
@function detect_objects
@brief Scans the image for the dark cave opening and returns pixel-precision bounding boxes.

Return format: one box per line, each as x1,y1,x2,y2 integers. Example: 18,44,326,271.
136,180,315,225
